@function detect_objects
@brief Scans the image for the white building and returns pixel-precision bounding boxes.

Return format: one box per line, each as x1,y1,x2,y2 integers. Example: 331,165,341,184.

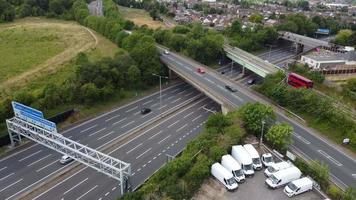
301,51,356,69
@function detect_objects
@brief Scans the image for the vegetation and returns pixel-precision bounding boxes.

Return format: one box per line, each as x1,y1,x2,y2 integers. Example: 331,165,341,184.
334,29,356,46
343,78,356,102
115,0,167,21
265,123,293,153
288,64,325,85
117,5,164,29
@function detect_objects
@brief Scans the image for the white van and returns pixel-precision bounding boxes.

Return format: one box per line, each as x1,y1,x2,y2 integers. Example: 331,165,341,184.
221,154,245,183
265,166,301,189
264,161,292,177
211,163,238,191
231,145,254,176
261,153,274,167
284,177,313,197
243,144,262,170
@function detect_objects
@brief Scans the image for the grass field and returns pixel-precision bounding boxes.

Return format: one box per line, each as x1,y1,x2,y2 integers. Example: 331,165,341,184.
117,5,165,29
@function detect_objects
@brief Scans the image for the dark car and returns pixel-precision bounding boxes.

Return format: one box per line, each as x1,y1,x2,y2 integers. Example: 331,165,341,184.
141,108,151,114
247,78,255,85
225,85,237,92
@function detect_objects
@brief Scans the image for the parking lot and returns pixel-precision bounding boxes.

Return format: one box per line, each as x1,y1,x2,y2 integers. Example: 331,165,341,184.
194,169,323,200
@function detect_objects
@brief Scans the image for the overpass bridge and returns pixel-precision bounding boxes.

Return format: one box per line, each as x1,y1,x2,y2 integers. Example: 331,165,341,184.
224,44,281,78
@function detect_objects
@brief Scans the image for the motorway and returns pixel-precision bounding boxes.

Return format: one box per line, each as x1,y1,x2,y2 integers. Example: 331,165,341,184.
0,83,218,199
161,50,356,189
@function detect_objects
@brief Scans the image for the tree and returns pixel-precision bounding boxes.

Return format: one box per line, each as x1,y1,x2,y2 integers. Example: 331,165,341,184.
344,187,356,200
265,123,293,152
297,0,309,11
206,113,232,134
335,29,353,46
169,34,187,52
229,20,242,36
127,65,141,89
249,13,263,24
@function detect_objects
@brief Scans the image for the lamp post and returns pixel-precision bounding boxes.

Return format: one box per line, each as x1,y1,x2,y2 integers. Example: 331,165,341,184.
152,73,169,117
259,120,266,147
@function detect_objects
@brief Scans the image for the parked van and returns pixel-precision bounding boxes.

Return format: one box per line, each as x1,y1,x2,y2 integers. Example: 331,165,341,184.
265,166,301,189
211,163,238,191
231,145,254,176
221,154,245,183
284,177,313,197
261,153,274,167
264,161,292,177
243,144,262,170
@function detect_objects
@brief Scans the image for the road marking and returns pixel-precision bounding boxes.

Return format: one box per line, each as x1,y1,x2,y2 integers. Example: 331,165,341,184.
198,104,207,110
171,88,180,93
232,94,244,102
0,166,7,172
142,164,146,168
167,96,175,100
217,85,225,90
148,130,163,140
133,111,140,115
185,92,194,97
0,179,23,192
112,187,116,191
153,156,157,160
126,143,143,154
63,178,88,195
177,90,185,95
76,185,98,200
183,111,194,118
148,160,152,164
205,78,215,84
141,112,152,118
136,148,152,159
137,168,141,172
294,133,311,145
89,128,107,137
98,198,102,200
97,131,114,141
105,115,120,122
158,135,171,144
192,115,202,122
121,120,135,128
151,103,158,107
176,124,188,132
0,172,15,181
132,172,135,176
318,150,343,166
168,120,180,128
160,93,167,98
126,106,138,113
105,192,110,196
0,144,39,163
171,98,181,104
158,104,167,110
142,99,153,105
19,150,42,162
158,153,162,156
36,160,58,172
27,154,52,167
80,124,98,133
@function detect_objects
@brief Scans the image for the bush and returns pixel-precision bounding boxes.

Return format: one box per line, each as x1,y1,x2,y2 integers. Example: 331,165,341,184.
294,158,329,190
327,184,344,200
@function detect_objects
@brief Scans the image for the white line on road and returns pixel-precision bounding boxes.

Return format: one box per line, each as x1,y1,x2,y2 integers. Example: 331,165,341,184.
192,115,202,122
97,131,114,141
76,185,98,200
19,150,42,162
0,172,15,181
0,144,39,163
183,111,194,118
89,128,107,137
126,106,138,113
158,135,171,144
318,150,343,166
232,93,244,102
142,99,153,105
158,104,167,110
0,179,23,192
105,192,110,196
105,115,120,122
168,120,180,128
141,112,152,118
148,130,163,140
80,124,98,133
198,104,207,110
171,88,180,93
36,160,57,172
126,143,143,154
205,78,215,84
217,85,224,90
167,96,175,100
352,174,356,179
121,121,135,128
112,187,116,191
64,178,89,195
151,103,158,107
176,124,188,132
133,111,140,115
177,90,185,95
294,133,311,145
136,148,152,159
27,154,52,167
171,98,181,104
185,92,194,97
0,166,7,172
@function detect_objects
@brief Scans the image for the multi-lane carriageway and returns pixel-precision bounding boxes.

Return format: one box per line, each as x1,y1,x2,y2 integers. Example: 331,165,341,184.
0,83,219,200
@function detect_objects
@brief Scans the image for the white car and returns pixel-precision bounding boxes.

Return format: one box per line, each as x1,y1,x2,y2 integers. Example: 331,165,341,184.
261,153,274,167
164,50,169,55
60,155,74,165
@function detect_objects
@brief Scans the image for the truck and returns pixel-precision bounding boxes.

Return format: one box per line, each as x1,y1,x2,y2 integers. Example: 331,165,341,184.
231,145,254,177
243,144,262,170
221,154,245,183
211,162,238,191
265,166,301,189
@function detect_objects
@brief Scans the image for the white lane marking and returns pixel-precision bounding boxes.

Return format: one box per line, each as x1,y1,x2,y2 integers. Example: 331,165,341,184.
89,128,107,137
217,85,225,90
158,104,167,110
133,111,140,115
0,144,39,163
177,90,185,95
148,130,163,140
176,124,188,132
158,153,162,156
126,106,138,113
171,88,180,93
105,115,120,122
198,104,207,110
80,124,98,133
167,120,180,128
105,192,110,196
76,185,98,200
0,166,7,172
19,150,42,162
112,187,116,191
126,143,143,154
63,175,88,195
318,150,343,166
205,78,215,84
36,160,58,172
141,112,152,118
153,156,157,160
98,198,102,200
132,172,136,176
151,103,158,107
352,174,356,179
192,115,202,122
160,93,167,98
0,172,15,181
171,98,181,104
35,168,88,199
294,132,311,145
0,179,23,192
183,111,194,118
121,120,135,128
232,93,244,102
158,135,171,144
136,148,152,159
185,92,194,97
97,131,114,141
167,96,175,100
142,99,153,105
142,164,146,168
137,168,141,172
27,154,52,167
148,160,152,164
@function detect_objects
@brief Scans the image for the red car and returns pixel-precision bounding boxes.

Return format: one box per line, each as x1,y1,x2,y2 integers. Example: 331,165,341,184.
197,67,205,74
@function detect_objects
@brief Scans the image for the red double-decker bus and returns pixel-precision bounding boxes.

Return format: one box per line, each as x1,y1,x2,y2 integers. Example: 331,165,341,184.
287,73,313,89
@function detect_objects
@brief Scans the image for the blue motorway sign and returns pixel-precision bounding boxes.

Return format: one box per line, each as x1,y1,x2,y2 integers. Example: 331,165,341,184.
12,101,57,133
316,28,330,35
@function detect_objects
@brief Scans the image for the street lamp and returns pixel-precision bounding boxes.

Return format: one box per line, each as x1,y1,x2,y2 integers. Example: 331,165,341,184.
152,73,169,117
259,120,266,147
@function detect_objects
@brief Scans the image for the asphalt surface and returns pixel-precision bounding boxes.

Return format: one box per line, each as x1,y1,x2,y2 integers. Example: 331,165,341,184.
88,0,103,16
0,83,217,199
160,51,356,189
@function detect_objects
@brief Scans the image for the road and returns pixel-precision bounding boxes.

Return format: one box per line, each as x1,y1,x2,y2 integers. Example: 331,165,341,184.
88,0,103,16
160,51,356,189
0,83,218,199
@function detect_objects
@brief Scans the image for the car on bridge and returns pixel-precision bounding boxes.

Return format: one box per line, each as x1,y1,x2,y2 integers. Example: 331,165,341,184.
197,67,206,74
60,155,74,165
225,85,237,92
141,108,151,114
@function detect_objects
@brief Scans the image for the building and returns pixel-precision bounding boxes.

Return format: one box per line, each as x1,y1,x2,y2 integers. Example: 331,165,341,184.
301,51,356,69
